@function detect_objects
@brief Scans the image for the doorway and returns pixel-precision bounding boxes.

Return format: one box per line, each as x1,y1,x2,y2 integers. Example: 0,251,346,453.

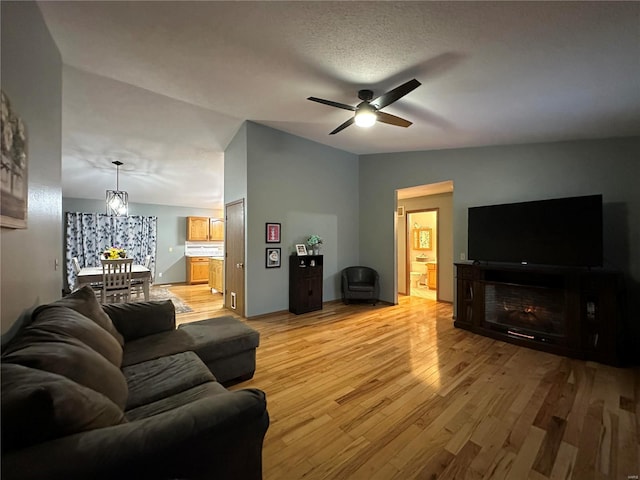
406,210,438,300
395,180,454,304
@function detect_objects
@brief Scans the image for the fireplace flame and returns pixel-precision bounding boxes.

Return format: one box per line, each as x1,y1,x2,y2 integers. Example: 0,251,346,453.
501,301,536,315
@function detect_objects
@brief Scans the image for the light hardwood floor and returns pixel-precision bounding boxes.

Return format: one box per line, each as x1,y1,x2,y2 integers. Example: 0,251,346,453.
167,284,640,480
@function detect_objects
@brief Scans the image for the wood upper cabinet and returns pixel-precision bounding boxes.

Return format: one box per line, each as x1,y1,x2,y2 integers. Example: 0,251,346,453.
209,218,224,241
187,217,210,241
187,216,224,241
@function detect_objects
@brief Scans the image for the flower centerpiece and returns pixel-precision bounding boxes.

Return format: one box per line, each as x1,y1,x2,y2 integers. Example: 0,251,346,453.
307,235,323,255
103,246,127,259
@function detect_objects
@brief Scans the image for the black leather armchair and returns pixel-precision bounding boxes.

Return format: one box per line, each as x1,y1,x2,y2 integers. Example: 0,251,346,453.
341,266,380,305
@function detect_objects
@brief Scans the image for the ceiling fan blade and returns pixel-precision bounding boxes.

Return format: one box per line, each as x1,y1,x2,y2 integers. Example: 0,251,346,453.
330,117,355,135
376,111,413,128
371,79,421,110
308,97,356,111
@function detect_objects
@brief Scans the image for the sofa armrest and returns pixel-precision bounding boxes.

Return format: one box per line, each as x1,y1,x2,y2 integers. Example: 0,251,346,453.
2,388,269,480
101,300,176,342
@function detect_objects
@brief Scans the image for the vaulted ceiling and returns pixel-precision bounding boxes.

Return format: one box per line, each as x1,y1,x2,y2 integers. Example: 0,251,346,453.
38,1,640,209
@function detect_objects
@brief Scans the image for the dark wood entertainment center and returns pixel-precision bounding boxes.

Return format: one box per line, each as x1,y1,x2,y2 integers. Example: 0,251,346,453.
455,263,623,365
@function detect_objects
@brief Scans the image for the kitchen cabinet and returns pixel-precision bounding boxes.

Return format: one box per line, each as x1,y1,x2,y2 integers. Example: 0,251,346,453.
209,218,224,241
187,256,210,284
187,216,224,241
187,217,210,241
289,255,323,314
209,258,223,293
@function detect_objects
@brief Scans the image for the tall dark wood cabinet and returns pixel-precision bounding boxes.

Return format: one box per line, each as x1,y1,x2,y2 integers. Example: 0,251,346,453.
289,255,323,314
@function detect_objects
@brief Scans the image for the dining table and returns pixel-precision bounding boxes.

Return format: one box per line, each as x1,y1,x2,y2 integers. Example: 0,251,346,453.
76,264,152,301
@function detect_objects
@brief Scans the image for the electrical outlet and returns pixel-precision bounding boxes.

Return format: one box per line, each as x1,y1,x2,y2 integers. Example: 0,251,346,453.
460,253,466,260
158,272,163,278
169,247,173,252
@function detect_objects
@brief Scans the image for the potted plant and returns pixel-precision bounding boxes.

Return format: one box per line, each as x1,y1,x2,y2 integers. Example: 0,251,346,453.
103,246,127,259
307,235,323,255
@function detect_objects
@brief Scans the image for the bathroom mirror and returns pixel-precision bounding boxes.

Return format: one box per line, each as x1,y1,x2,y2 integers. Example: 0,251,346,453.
412,228,432,250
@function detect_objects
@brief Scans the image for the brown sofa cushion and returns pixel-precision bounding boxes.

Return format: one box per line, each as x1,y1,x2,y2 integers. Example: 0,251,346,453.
2,333,128,409
45,286,125,346
123,351,215,410
28,305,123,367
102,300,175,342
122,328,193,367
1,364,126,451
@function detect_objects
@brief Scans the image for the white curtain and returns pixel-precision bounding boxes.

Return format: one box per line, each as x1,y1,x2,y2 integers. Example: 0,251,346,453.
65,213,157,290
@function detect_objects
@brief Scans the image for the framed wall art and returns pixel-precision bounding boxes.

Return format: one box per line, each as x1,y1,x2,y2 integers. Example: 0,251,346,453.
266,222,281,243
266,247,281,268
1,90,28,229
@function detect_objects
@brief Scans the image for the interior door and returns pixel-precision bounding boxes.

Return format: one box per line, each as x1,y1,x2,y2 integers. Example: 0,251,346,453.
224,199,245,316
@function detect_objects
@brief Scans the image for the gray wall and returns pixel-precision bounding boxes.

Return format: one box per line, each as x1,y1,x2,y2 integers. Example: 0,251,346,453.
360,137,640,352
243,122,360,317
360,137,640,303
1,1,63,332
63,198,218,284
224,122,248,205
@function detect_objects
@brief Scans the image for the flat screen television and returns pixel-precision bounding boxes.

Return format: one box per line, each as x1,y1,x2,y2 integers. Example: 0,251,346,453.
467,194,603,267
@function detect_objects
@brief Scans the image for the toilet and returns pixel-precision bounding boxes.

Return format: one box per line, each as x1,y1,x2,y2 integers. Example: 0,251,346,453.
410,262,426,287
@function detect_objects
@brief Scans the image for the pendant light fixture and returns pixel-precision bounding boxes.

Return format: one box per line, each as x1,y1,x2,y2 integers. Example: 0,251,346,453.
106,160,128,216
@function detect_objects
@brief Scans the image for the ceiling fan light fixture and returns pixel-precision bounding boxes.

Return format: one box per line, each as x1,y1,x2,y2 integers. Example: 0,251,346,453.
308,79,420,134
354,105,377,128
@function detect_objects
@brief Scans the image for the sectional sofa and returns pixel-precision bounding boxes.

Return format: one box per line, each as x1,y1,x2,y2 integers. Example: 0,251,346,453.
1,287,269,480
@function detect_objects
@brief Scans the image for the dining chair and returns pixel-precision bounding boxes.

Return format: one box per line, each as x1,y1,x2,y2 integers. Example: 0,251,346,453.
131,255,152,299
100,258,133,304
72,257,102,300
71,257,81,275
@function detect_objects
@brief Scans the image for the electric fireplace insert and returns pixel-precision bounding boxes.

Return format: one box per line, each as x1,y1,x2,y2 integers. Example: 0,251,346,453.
454,262,623,365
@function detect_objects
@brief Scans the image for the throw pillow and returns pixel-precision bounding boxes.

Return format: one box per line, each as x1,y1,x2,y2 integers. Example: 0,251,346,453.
29,305,123,367
45,286,125,346
2,335,128,409
1,364,126,451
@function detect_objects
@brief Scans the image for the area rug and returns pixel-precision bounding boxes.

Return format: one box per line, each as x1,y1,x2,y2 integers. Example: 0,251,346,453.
134,286,193,314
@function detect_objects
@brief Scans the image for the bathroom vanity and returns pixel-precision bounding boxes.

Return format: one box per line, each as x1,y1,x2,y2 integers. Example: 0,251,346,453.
427,262,438,289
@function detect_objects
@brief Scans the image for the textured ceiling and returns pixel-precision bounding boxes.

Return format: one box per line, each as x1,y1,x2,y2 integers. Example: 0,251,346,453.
37,1,640,209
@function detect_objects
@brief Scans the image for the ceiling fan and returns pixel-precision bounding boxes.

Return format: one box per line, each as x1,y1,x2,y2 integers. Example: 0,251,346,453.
308,78,421,135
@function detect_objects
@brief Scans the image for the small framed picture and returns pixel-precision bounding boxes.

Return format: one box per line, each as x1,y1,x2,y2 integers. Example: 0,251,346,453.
397,206,405,217
266,247,281,268
266,222,281,243
295,244,308,256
